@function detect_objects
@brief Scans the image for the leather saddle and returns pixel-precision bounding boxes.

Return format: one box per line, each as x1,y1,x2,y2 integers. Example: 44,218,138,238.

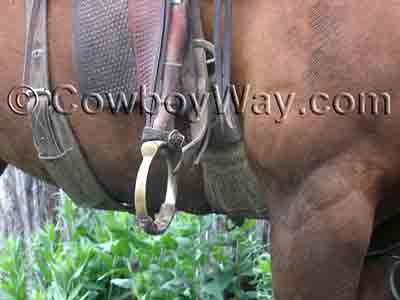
129,0,243,234
23,0,259,235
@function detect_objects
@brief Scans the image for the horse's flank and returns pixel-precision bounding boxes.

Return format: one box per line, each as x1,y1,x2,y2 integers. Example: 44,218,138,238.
2,1,400,299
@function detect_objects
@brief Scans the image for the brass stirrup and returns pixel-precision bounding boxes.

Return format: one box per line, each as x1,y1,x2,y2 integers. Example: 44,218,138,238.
134,141,177,235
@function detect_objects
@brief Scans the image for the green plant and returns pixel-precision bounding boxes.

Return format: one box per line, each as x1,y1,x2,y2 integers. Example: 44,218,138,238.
0,238,27,300
0,194,272,300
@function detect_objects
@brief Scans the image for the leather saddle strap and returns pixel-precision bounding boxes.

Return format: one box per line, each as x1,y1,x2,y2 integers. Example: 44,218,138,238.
23,0,128,211
212,0,241,144
129,0,189,147
23,0,49,97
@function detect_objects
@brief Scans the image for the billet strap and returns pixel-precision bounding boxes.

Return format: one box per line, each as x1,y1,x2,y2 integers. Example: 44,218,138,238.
24,0,48,89
24,0,129,211
23,0,66,158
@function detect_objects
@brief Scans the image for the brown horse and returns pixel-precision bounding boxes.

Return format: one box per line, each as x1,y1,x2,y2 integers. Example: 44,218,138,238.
2,0,400,299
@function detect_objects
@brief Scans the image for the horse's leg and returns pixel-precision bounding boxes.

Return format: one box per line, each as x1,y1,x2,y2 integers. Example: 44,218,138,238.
269,151,381,300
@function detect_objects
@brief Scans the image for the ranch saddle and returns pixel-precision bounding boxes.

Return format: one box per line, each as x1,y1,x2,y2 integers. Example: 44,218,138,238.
24,0,264,235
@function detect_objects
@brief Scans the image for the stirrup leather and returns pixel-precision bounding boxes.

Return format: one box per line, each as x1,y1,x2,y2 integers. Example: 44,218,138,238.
130,0,241,234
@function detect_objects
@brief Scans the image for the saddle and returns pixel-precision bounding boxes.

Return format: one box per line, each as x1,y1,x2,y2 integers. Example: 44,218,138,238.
129,0,244,234
23,0,266,235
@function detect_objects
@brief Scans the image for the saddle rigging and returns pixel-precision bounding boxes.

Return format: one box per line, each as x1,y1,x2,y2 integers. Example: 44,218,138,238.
129,0,243,234
24,0,263,236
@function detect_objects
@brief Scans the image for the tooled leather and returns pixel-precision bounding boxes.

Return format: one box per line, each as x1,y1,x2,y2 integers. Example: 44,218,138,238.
72,0,136,99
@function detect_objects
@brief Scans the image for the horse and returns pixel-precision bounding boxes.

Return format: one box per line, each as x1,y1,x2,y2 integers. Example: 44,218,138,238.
2,0,400,299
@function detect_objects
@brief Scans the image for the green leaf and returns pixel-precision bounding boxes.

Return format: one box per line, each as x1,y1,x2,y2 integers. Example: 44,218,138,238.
111,239,130,257
160,235,178,250
67,283,84,300
78,291,91,300
203,271,235,300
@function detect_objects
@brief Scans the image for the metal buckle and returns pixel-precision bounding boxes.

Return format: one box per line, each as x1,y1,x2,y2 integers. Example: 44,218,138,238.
167,129,185,150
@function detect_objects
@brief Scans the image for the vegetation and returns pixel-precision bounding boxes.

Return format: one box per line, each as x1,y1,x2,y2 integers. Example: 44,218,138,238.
0,195,272,300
